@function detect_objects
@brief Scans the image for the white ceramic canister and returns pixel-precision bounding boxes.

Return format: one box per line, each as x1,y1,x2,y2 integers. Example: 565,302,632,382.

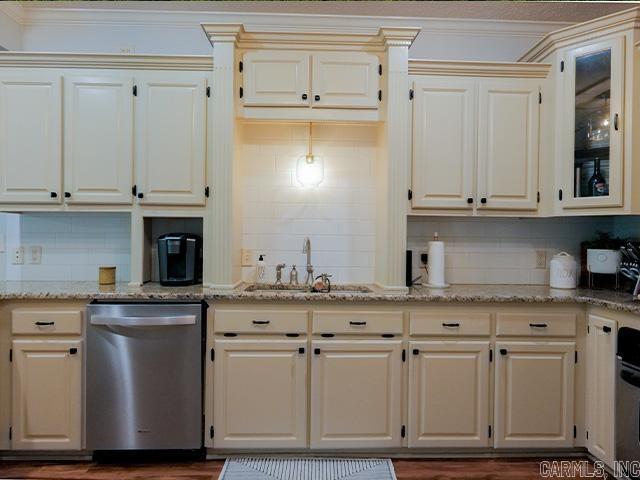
587,249,621,274
549,252,577,289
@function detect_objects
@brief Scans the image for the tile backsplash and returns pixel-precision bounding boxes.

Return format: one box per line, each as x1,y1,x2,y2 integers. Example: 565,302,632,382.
0,212,131,282
407,216,627,285
240,123,378,284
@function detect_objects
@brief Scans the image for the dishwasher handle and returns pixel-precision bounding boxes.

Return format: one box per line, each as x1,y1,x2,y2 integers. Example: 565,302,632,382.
620,367,640,389
90,315,196,326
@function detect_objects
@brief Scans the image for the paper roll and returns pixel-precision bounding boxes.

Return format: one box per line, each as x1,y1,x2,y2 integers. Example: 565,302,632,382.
427,240,446,287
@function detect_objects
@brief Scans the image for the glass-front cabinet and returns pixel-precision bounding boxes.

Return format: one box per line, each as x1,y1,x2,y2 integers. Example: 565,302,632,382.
561,37,624,209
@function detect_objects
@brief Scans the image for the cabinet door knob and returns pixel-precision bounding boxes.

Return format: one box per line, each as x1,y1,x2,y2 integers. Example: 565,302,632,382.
69,348,78,355
480,197,487,204
64,192,71,198
137,192,144,199
500,348,508,356
467,197,473,204
603,326,612,334
302,93,308,100
614,113,619,131
50,192,57,198
314,95,320,101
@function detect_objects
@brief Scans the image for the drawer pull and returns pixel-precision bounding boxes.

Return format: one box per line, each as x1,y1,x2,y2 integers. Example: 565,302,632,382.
252,320,270,325
349,321,367,326
529,323,548,328
442,322,460,328
35,321,55,326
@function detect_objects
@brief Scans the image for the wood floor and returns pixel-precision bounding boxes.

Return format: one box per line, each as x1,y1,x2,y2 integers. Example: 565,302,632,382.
0,457,598,480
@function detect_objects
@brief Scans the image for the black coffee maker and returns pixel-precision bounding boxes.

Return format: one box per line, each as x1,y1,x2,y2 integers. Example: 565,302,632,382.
157,233,202,286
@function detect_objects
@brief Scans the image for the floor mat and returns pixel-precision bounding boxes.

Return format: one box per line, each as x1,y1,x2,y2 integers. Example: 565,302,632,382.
219,457,396,480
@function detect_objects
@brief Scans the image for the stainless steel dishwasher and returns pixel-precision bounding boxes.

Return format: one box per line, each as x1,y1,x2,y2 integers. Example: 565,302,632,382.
86,302,204,451
616,326,640,478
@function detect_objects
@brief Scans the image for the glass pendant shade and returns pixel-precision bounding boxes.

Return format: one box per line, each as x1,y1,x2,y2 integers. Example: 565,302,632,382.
296,154,324,187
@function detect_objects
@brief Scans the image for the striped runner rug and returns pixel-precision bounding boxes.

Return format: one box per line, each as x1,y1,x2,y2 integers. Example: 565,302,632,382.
219,457,397,480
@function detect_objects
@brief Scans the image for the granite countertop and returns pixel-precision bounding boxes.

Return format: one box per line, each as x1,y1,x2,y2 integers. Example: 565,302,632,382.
0,281,639,315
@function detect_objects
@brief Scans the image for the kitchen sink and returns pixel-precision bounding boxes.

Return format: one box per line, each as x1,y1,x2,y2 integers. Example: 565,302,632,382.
242,284,374,294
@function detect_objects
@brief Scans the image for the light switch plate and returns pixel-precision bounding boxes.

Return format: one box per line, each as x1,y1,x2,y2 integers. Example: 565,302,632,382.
241,249,254,267
12,246,24,265
29,246,42,265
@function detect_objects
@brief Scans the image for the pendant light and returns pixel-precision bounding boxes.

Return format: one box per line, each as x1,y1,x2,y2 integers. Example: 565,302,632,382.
296,122,324,187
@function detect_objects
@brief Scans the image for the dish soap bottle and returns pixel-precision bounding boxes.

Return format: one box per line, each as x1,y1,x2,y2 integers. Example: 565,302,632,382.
256,254,266,283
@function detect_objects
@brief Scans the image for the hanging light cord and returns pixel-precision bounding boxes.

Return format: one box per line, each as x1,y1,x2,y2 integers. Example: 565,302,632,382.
307,122,314,162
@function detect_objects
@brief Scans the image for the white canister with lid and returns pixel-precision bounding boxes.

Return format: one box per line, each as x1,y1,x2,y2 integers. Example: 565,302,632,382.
550,252,578,289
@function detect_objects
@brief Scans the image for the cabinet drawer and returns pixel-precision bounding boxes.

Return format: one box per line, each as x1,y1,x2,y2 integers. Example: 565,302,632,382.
495,313,576,337
410,312,491,336
312,311,403,335
11,309,83,335
214,309,308,334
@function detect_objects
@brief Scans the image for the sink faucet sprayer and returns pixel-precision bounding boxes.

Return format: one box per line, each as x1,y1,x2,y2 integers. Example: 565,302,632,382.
303,237,314,286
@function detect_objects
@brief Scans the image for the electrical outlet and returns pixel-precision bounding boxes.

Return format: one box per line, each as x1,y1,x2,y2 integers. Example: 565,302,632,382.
535,250,547,269
12,246,24,265
29,246,42,265
241,249,254,267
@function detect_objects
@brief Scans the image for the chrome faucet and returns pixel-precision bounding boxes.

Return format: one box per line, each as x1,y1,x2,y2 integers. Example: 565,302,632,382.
303,237,313,286
275,263,286,286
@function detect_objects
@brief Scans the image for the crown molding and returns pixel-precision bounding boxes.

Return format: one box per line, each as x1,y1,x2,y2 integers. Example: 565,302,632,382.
520,6,640,62
201,23,419,50
18,7,569,41
409,59,550,78
0,52,213,70
0,2,25,25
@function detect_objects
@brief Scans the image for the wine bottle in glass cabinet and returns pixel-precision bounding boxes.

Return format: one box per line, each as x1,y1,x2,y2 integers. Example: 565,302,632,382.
562,37,624,210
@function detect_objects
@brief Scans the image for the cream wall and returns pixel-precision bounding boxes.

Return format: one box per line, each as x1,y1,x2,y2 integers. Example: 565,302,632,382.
240,123,377,284
407,216,616,285
0,213,131,282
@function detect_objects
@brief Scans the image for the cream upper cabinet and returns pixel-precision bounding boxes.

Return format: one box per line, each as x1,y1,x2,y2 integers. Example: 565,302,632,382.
586,314,617,467
409,341,490,448
242,51,310,107
477,78,540,211
213,339,307,448
0,73,62,204
241,51,379,110
135,73,207,205
11,339,82,450
494,341,575,448
311,52,379,109
560,37,625,210
64,75,134,204
411,77,476,210
310,340,402,449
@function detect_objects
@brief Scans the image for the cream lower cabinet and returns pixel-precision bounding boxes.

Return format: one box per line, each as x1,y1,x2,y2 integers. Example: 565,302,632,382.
408,341,490,448
11,339,82,450
586,314,617,466
213,339,307,448
310,340,402,449
494,341,575,448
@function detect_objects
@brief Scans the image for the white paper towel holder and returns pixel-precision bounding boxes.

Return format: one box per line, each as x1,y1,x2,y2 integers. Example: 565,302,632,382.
423,232,450,289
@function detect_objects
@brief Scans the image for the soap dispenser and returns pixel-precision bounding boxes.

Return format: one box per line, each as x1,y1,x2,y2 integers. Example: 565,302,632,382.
256,254,266,282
